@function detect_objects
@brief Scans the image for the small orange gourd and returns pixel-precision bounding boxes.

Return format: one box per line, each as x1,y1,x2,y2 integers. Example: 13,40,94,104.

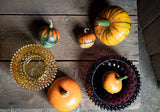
47,77,81,112
103,71,128,94
78,28,96,48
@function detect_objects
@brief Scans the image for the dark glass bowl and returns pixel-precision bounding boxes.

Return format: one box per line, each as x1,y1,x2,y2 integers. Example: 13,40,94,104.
85,55,141,111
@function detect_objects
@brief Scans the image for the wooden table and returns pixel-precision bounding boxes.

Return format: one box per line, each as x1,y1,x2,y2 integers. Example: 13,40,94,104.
0,0,140,110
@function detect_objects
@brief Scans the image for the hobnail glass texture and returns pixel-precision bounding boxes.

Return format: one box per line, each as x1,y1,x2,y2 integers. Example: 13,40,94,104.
10,44,57,90
85,55,141,111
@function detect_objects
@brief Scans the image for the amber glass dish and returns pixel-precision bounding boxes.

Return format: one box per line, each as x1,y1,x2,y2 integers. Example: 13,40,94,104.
10,44,57,90
85,55,141,111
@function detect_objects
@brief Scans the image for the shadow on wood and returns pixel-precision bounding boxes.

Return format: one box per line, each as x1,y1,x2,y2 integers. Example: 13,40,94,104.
72,23,95,45
72,24,84,44
77,43,118,88
43,70,68,95
88,0,110,27
0,33,36,76
28,18,49,41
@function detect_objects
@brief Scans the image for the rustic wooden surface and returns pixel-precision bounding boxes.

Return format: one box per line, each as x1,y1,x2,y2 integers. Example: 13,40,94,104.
0,0,140,109
143,16,160,81
144,16,160,56
138,0,160,29
138,0,160,82
0,0,137,15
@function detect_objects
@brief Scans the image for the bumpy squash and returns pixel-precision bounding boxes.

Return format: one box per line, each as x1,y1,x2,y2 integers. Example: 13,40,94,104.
94,6,131,46
40,19,60,48
78,28,96,48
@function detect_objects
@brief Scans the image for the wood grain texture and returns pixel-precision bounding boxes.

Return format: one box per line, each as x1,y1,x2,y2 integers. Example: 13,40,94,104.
0,0,137,15
151,53,160,81
0,61,140,109
138,0,160,29
0,16,138,61
144,16,160,55
0,0,140,109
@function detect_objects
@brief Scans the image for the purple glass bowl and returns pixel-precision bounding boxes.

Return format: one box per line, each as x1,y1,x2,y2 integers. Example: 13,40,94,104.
85,55,141,111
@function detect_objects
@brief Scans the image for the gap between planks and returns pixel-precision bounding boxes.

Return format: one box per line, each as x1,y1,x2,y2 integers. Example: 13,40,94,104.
0,60,139,62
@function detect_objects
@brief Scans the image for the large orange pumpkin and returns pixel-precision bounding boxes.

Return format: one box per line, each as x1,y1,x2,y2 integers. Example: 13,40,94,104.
94,6,131,46
47,77,81,111
103,71,128,94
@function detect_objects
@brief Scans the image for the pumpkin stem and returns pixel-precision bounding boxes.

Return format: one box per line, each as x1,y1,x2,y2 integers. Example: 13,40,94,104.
61,90,69,97
117,76,128,81
60,87,69,97
48,19,53,29
97,20,110,27
84,28,89,34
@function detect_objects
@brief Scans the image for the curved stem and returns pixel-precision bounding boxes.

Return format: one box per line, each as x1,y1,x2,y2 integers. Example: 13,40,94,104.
117,76,128,81
48,19,53,29
84,28,89,34
97,20,110,27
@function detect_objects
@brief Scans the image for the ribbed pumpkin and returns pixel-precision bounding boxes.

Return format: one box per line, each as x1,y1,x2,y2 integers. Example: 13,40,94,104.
40,19,60,48
94,6,131,46
47,77,81,112
103,71,128,94
78,28,96,48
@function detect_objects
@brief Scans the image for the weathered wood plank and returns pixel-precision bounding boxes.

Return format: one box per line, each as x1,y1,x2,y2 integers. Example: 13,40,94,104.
0,61,140,109
138,0,160,29
151,53,160,81
0,16,138,61
144,16,160,55
0,0,137,15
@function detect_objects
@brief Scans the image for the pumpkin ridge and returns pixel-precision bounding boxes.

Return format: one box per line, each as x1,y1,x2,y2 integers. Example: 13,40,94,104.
46,29,50,41
105,26,119,45
108,26,120,44
109,10,126,21
102,29,109,44
108,7,121,19
54,31,59,42
112,25,128,36
112,21,131,25
110,25,126,44
104,8,111,19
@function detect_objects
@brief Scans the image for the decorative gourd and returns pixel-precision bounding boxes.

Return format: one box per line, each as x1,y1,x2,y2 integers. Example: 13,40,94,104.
39,19,60,48
78,28,96,48
47,77,81,111
103,71,128,94
94,6,131,46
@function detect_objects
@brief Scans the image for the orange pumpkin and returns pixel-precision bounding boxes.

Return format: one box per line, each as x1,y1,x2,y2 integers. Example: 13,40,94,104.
78,28,96,48
94,6,131,46
103,71,128,94
47,77,81,111
40,19,60,48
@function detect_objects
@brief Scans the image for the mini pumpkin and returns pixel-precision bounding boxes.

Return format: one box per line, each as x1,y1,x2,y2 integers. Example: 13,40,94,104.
47,77,81,111
103,71,128,94
78,28,96,48
39,19,60,48
94,6,131,46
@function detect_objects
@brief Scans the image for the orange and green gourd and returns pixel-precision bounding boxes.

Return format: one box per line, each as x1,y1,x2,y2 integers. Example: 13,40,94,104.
103,71,128,94
94,6,131,46
40,19,60,48
77,28,96,48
